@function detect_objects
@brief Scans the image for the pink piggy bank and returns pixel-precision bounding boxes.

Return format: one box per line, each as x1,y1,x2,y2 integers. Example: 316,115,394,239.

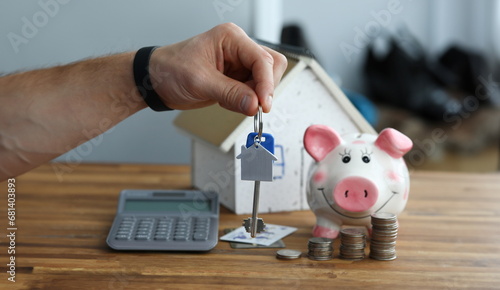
303,125,413,239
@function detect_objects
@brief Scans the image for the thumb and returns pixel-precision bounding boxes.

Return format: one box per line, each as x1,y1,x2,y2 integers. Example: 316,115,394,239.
207,73,259,116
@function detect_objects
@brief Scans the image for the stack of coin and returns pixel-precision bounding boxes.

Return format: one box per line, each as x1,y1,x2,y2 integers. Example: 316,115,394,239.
338,228,366,260
276,249,302,260
369,212,398,261
307,237,333,260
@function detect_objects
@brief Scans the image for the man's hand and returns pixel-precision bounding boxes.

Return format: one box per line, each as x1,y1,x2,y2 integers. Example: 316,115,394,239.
150,23,288,116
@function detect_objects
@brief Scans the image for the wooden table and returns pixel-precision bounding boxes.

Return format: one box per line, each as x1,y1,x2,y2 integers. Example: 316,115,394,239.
1,164,499,289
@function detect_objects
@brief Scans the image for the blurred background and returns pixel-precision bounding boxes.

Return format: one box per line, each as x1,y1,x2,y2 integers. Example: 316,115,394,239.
1,0,499,172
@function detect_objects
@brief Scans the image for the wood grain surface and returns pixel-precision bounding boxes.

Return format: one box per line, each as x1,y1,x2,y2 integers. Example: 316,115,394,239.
0,163,499,289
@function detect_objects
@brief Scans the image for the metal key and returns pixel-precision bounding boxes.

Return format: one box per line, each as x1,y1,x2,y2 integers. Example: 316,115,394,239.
236,106,277,237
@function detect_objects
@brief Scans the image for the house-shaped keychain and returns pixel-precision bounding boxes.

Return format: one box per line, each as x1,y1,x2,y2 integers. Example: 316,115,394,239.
237,143,277,182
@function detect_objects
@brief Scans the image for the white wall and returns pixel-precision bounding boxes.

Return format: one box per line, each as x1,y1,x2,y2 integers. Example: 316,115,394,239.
1,0,497,166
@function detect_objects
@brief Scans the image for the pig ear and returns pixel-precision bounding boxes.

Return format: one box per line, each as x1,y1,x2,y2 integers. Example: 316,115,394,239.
304,125,343,162
375,128,413,159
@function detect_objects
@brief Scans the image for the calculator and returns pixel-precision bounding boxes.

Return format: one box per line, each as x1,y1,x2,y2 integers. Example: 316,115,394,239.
106,189,219,251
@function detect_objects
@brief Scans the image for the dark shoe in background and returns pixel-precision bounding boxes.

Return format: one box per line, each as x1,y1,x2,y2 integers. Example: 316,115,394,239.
436,46,500,107
364,37,462,121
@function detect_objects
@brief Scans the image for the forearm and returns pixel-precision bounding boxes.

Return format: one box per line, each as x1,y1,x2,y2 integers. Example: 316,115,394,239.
0,51,147,180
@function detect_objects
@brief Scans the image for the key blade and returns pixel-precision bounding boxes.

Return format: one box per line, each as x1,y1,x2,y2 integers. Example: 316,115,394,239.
250,181,261,237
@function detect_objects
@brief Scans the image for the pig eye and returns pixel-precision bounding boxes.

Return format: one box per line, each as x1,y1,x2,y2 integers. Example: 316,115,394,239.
340,149,351,163
361,149,372,163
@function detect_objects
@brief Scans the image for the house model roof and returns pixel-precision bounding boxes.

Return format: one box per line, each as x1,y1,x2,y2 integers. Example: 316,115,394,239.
174,43,375,152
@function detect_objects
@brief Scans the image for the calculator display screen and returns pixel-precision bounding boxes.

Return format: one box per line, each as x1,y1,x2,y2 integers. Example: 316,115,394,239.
124,200,212,212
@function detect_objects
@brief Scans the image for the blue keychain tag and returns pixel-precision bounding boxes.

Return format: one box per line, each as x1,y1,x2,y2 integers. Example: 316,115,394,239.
246,132,275,154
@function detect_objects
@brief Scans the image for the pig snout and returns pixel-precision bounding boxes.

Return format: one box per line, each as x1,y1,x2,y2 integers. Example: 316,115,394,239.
333,177,378,212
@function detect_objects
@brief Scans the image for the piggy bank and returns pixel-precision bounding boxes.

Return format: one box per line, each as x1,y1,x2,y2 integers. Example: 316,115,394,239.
303,125,413,239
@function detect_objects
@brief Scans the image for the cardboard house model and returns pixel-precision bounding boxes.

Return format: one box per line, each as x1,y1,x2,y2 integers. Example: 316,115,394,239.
174,45,375,214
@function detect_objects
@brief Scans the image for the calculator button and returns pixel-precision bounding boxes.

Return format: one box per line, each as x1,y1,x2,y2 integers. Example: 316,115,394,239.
115,234,130,240
154,235,168,240
174,235,188,241
135,235,150,240
120,223,135,227
117,231,131,235
135,231,150,236
193,232,208,241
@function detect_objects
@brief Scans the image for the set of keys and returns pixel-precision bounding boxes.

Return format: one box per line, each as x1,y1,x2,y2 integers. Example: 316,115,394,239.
236,107,277,237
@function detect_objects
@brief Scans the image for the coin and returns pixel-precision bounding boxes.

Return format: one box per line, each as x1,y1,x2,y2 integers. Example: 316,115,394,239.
338,228,366,261
308,249,333,255
369,212,398,261
340,228,365,237
308,255,333,261
371,212,397,221
276,249,302,260
307,237,334,261
309,237,333,244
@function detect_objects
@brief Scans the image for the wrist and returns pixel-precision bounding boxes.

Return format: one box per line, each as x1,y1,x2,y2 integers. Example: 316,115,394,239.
133,46,173,111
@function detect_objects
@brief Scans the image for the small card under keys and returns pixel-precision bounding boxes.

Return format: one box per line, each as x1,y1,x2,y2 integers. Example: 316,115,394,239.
220,224,297,247
223,229,285,249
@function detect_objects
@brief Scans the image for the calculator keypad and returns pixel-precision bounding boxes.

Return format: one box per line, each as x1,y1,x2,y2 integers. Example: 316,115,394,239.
114,216,211,242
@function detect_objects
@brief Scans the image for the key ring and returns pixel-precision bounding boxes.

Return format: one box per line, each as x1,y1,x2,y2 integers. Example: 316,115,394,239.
253,106,263,143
